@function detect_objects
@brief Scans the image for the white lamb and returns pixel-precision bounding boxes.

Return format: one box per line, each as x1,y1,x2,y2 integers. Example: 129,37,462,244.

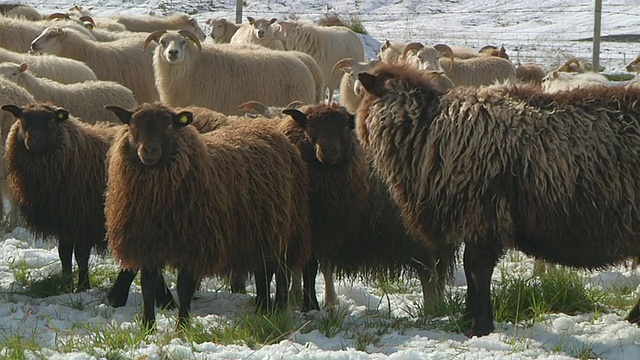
0,62,137,123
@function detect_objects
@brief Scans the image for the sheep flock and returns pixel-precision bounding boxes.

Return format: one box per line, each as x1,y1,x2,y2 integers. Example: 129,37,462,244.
2,2,640,338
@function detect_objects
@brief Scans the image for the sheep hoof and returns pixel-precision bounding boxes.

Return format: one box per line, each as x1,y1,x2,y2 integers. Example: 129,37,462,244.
465,319,494,338
625,304,640,324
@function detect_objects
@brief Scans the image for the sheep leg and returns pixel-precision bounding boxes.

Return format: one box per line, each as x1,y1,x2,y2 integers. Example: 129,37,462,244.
289,269,303,306
108,269,176,309
155,270,176,310
626,299,640,324
176,268,198,331
320,261,339,308
140,267,158,331
57,241,74,292
462,240,502,337
254,264,275,312
302,255,320,312
230,271,247,294
74,241,92,292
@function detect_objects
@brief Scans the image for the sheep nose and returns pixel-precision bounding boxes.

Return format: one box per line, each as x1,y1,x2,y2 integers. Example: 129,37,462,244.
257,30,265,37
168,49,179,57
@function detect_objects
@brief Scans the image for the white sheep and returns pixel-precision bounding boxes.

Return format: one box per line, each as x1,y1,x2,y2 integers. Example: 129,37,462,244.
404,43,517,87
0,78,35,230
230,17,284,50
332,58,381,113
541,69,611,93
113,13,206,42
377,40,408,64
30,27,159,103
206,18,243,44
0,62,137,123
0,16,95,53
0,4,42,21
0,47,97,84
278,19,365,102
144,30,318,115
66,6,127,32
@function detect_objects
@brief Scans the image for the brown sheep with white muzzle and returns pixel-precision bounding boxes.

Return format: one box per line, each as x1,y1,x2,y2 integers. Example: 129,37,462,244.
105,103,311,330
278,103,370,311
356,62,640,337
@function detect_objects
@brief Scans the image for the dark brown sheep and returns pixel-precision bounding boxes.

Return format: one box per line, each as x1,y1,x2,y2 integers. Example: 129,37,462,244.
2,102,116,292
105,103,311,330
355,62,640,337
278,103,370,311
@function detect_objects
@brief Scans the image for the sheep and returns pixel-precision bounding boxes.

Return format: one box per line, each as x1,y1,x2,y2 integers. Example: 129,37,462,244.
449,45,510,60
113,12,206,42
0,47,98,85
30,27,159,103
278,103,370,311
278,19,365,102
230,17,284,50
51,14,142,42
66,6,128,32
144,30,317,115
0,17,96,53
0,4,42,21
355,61,640,337
332,58,381,113
515,63,545,87
236,100,304,119
377,40,407,64
403,43,517,87
0,62,137,123
104,102,312,330
1,102,118,292
206,18,243,44
541,69,611,93
0,78,35,230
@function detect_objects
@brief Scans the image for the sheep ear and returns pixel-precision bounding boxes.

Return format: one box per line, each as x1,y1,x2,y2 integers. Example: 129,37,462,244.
54,109,69,121
269,18,277,25
19,63,28,73
174,111,193,127
247,16,255,25
1,104,23,118
282,109,307,128
104,105,132,124
357,72,385,97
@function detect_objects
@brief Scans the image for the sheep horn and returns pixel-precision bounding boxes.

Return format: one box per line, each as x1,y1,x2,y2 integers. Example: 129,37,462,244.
434,44,455,71
78,16,95,25
478,45,498,53
178,29,202,51
402,42,424,60
332,58,355,75
47,12,71,20
236,100,268,115
143,30,166,51
286,100,303,109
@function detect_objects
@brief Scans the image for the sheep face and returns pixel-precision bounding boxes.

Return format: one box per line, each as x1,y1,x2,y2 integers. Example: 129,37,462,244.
0,62,27,83
30,27,65,54
105,105,193,166
283,105,355,166
627,55,640,73
1,104,69,154
333,59,381,97
248,17,277,40
208,19,228,40
416,47,441,71
148,31,202,65
186,18,207,42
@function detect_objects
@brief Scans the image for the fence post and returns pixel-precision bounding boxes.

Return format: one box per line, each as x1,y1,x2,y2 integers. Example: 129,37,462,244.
236,0,242,24
592,0,602,71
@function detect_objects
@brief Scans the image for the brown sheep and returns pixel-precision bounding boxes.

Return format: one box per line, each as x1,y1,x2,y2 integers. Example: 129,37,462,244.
2,102,117,292
355,62,640,337
105,103,311,330
278,103,370,311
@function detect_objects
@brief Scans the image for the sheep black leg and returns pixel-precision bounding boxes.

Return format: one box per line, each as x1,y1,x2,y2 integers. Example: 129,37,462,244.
74,242,92,292
57,241,74,293
274,260,289,311
462,240,502,337
176,268,198,331
155,270,176,310
254,264,275,312
625,297,640,324
140,267,158,331
230,271,247,294
302,255,320,312
108,269,137,307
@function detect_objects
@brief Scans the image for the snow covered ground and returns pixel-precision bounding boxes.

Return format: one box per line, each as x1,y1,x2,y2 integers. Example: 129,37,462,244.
2,0,640,358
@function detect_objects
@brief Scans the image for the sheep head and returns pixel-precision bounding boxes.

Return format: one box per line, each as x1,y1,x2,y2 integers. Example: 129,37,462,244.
2,103,69,154
626,55,640,73
247,17,278,39
283,104,355,166
433,44,455,71
186,18,207,42
208,18,229,40
0,62,29,83
145,30,202,65
30,27,65,54
105,104,193,166
334,58,381,96
78,16,96,31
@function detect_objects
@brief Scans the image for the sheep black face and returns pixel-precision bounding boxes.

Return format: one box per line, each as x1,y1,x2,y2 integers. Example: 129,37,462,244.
105,105,193,166
283,105,355,166
2,103,68,154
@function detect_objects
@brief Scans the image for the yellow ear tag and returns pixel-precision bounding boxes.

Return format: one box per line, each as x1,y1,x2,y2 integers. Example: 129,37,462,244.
179,115,189,124
57,112,66,119
189,39,196,46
